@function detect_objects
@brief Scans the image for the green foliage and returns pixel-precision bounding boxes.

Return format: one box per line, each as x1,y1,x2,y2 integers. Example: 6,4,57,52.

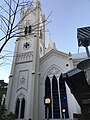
0,80,8,105
0,105,6,117
0,81,15,120
0,105,16,120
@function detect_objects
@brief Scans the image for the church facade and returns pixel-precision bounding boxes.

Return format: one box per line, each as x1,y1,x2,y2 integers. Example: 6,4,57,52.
6,1,81,120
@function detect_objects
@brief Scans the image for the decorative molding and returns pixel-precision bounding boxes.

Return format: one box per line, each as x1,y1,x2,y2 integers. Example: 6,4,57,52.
16,52,33,63
40,65,62,84
17,92,25,100
47,66,62,78
20,77,26,85
9,74,13,77
17,70,29,91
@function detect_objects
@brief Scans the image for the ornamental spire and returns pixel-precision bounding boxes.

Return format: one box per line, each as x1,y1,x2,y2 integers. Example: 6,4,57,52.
33,0,39,2
20,5,24,20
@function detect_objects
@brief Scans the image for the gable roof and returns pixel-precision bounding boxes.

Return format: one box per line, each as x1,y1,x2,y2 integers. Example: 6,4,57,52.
40,49,69,64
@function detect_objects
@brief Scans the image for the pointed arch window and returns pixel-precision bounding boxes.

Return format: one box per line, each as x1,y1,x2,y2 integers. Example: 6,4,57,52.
24,25,32,35
15,98,20,119
20,98,25,118
52,75,60,118
59,74,69,118
45,76,52,119
15,97,25,119
39,29,42,39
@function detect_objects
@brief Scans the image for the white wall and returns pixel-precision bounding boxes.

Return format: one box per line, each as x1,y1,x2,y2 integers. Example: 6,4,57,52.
39,51,81,120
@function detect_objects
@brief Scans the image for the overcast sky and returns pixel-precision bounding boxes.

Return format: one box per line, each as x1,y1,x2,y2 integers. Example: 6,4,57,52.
0,0,90,83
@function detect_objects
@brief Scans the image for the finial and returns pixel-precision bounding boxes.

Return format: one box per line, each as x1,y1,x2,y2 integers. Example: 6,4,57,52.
33,0,39,3
20,5,24,20
21,5,24,14
48,34,52,47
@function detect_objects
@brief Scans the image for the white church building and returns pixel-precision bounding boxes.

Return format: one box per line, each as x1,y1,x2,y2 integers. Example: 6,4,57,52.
6,0,81,120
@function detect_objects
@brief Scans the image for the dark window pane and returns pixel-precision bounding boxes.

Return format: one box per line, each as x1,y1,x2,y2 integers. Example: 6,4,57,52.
20,98,25,118
15,98,20,119
52,75,60,118
59,74,69,118
45,76,52,119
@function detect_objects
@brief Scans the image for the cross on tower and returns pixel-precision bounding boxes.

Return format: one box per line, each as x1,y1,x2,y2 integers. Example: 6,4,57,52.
24,42,30,48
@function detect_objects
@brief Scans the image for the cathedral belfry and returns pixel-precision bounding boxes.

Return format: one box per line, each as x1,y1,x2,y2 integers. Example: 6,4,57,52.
6,1,45,120
6,0,81,120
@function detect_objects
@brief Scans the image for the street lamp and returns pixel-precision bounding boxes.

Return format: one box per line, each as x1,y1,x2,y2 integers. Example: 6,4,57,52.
62,109,66,120
44,98,51,120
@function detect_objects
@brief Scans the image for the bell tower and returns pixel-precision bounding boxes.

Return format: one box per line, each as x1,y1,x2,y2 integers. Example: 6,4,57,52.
6,1,45,120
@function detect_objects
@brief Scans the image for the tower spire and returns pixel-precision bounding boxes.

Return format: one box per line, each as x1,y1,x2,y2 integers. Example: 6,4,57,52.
20,5,24,20
33,0,39,2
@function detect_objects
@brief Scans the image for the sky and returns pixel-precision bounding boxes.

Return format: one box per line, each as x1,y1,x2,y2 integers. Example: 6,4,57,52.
40,0,90,53
0,0,90,83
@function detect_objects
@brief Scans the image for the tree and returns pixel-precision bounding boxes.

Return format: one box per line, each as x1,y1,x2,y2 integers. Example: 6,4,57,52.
0,106,16,120
0,0,33,53
0,104,7,117
0,102,15,120
0,0,52,54
0,80,8,105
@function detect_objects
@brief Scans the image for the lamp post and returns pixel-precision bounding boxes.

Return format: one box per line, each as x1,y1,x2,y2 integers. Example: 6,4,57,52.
44,98,51,120
62,109,66,120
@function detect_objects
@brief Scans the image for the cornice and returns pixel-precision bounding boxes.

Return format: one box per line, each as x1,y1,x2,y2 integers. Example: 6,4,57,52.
16,51,33,64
